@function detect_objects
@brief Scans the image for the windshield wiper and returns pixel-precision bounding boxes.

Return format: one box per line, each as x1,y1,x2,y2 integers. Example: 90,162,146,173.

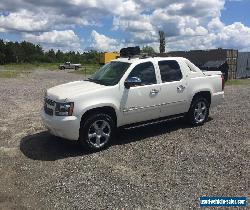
86,78,100,83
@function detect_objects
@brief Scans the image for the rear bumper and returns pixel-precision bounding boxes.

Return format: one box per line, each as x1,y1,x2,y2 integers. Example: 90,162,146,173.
211,91,224,108
41,111,80,140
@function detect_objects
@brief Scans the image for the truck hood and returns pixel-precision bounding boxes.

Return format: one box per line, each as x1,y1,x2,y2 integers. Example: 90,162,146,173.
47,80,105,101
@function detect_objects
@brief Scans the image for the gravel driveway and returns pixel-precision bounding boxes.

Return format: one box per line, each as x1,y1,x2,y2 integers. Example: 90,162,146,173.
0,71,249,209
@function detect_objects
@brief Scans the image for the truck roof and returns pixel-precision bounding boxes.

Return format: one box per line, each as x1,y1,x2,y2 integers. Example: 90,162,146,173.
115,56,202,73
115,56,187,64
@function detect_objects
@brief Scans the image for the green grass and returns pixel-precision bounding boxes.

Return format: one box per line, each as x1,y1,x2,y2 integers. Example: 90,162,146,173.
1,63,60,71
0,63,101,78
73,64,101,75
226,79,250,86
0,71,20,78
0,63,60,78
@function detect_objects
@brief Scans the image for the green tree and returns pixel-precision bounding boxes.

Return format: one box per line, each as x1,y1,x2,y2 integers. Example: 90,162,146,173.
4,42,16,63
55,50,64,62
0,39,6,64
0,40,102,65
159,31,166,54
45,49,56,63
84,50,100,64
142,46,156,56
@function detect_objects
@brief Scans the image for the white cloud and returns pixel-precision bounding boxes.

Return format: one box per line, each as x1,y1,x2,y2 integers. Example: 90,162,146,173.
215,22,250,50
0,9,91,33
0,0,250,52
0,10,51,32
208,17,225,32
166,22,250,51
90,30,122,52
113,15,154,32
23,30,81,51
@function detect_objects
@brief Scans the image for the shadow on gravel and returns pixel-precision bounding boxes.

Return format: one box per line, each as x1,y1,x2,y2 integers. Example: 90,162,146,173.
117,119,188,145
20,132,88,161
115,117,212,145
20,118,213,161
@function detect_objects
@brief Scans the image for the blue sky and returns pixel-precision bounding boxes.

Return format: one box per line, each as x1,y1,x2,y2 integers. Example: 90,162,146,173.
0,0,250,52
221,0,250,26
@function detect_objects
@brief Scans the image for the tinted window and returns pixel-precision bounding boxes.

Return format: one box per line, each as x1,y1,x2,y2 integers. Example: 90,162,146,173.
158,60,182,82
128,62,157,85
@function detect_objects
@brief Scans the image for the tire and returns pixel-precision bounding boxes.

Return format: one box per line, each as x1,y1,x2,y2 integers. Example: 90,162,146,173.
79,113,116,151
187,96,210,126
75,66,79,70
60,66,65,70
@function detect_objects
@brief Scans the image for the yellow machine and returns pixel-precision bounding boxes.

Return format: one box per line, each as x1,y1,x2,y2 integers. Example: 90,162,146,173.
100,52,120,64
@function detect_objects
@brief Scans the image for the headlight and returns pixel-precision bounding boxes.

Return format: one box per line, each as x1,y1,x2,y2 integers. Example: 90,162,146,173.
55,102,74,116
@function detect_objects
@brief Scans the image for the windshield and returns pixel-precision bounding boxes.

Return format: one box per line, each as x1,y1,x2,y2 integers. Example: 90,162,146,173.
89,61,131,86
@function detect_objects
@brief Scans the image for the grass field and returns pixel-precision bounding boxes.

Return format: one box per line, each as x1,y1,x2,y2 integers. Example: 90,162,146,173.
226,79,250,86
0,71,20,78
1,63,60,71
0,63,101,78
73,64,101,75
0,63,60,78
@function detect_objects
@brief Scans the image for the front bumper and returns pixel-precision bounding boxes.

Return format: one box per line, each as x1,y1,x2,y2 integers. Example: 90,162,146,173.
41,111,80,140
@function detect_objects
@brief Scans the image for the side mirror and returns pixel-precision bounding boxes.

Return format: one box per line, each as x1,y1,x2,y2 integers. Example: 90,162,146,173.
124,77,142,89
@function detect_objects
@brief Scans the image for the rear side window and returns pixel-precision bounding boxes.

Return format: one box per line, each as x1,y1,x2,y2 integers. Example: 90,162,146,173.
128,62,157,85
158,60,183,82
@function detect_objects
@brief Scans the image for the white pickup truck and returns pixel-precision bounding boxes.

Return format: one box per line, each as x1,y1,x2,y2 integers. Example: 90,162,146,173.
42,57,224,151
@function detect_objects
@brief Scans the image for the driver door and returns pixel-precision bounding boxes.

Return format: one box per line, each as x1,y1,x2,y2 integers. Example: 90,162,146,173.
121,61,162,125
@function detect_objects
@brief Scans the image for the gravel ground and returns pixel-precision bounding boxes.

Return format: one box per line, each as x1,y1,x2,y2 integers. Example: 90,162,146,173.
0,71,249,210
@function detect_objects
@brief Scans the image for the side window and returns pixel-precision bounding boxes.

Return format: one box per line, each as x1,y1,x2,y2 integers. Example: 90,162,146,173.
128,62,157,85
158,60,183,82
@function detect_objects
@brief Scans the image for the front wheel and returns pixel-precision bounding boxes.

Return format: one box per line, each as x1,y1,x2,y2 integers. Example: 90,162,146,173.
79,113,116,151
187,97,209,126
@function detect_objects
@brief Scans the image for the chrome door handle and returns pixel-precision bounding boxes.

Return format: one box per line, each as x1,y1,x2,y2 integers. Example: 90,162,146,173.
150,89,159,94
177,85,186,92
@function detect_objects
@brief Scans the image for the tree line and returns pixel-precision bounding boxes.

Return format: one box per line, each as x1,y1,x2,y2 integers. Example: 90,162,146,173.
0,37,163,65
0,39,100,65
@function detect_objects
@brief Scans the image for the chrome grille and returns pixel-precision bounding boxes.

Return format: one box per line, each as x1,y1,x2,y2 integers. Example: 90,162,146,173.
45,98,55,106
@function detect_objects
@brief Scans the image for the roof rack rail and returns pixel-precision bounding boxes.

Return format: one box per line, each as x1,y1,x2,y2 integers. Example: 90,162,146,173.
121,53,151,60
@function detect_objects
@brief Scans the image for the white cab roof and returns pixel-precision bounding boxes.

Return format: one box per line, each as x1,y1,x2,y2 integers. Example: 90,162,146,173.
115,57,187,64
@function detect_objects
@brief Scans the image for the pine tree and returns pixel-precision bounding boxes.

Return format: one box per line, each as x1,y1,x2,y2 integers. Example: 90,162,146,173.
159,31,166,54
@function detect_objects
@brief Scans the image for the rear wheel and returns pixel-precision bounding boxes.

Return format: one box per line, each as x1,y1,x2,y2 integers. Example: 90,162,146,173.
187,96,209,126
79,113,115,151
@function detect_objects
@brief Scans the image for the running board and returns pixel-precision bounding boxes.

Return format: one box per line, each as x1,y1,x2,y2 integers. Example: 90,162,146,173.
122,113,185,130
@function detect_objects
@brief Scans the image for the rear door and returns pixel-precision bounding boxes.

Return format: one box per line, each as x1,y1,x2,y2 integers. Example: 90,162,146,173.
157,60,189,117
121,61,162,125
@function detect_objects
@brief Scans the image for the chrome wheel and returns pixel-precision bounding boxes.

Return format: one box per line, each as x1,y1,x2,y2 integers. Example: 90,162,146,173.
194,101,207,123
88,120,111,148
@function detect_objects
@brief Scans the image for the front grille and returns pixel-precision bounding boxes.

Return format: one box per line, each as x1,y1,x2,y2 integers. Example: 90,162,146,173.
44,98,55,116
44,106,53,116
45,98,55,106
